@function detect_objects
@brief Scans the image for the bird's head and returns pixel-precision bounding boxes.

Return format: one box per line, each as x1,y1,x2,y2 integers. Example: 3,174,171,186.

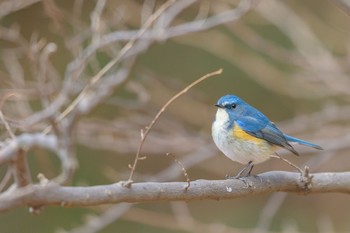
214,95,245,124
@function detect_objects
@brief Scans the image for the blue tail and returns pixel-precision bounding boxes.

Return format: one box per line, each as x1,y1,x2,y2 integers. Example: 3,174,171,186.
284,135,323,150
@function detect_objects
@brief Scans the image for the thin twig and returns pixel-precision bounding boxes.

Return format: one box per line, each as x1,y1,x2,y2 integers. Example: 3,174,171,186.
0,168,12,192
166,153,190,190
11,149,32,187
125,68,223,186
271,153,313,190
0,111,15,139
0,92,19,139
271,153,303,174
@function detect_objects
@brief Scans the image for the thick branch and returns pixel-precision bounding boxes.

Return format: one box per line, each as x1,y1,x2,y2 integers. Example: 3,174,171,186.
0,133,58,165
1,171,349,213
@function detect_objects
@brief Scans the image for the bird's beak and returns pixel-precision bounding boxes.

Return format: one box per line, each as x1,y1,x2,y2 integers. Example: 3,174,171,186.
214,104,223,108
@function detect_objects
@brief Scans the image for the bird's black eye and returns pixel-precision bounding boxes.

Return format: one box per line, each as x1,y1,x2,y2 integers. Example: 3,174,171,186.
225,103,236,109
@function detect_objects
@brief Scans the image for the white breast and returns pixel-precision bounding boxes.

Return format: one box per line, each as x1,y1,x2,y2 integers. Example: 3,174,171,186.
212,109,274,165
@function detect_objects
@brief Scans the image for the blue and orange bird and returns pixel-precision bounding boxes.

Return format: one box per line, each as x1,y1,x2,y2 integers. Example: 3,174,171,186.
212,95,323,178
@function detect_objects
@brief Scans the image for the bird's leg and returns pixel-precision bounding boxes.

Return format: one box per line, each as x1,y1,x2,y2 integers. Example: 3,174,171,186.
245,163,254,177
226,161,253,179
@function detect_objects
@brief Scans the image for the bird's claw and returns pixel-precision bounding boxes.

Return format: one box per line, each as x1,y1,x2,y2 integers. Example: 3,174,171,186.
225,173,256,187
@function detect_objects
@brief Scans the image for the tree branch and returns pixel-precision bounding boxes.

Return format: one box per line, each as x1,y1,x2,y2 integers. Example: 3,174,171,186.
0,133,58,165
1,171,350,213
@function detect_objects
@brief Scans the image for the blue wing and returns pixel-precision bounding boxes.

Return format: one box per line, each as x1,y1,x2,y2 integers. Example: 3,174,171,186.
236,116,299,155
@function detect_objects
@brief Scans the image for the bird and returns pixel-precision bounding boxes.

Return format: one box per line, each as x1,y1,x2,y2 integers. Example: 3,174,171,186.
211,94,323,178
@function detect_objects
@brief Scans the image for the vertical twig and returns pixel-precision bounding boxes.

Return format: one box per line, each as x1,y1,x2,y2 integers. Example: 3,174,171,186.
166,153,190,190
0,111,15,139
11,148,32,187
125,68,223,187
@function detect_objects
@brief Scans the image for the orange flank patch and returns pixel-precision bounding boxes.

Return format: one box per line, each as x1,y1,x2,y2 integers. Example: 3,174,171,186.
232,122,264,144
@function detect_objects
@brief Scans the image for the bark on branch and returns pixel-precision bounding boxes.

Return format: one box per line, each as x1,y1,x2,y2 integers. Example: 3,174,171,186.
1,171,349,213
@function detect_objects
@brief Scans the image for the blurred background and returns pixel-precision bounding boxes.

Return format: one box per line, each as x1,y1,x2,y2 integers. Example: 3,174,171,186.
1,0,350,232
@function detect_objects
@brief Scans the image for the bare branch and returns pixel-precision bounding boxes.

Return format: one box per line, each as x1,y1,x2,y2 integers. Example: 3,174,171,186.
1,171,350,213
97,0,257,45
164,0,258,39
0,133,58,165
